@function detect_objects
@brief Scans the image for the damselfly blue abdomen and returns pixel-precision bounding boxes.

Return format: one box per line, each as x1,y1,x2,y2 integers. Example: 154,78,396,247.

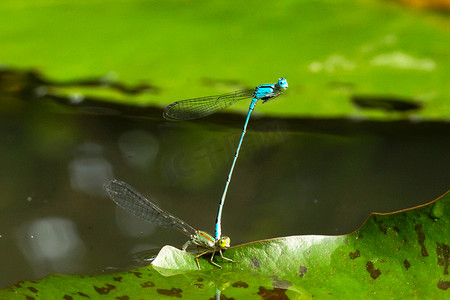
164,78,288,241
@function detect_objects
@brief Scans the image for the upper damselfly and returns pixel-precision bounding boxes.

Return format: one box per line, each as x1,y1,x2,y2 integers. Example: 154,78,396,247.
164,78,288,241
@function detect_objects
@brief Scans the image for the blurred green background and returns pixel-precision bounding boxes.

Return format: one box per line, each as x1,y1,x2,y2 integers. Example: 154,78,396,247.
1,0,449,118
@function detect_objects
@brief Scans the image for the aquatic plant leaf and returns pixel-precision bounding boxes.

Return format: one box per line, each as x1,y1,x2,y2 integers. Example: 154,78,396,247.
0,0,449,119
1,191,448,299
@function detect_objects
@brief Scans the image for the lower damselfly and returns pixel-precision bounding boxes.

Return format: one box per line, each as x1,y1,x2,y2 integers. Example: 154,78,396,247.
164,78,288,241
104,179,233,269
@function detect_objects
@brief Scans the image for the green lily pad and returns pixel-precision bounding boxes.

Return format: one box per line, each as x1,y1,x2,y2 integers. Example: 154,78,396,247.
2,191,448,298
1,0,449,119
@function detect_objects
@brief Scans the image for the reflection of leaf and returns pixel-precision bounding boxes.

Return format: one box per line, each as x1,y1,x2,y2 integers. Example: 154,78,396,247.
2,192,449,299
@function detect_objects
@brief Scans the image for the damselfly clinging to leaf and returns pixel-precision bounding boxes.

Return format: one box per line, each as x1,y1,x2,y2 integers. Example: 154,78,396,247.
164,78,288,241
104,179,233,269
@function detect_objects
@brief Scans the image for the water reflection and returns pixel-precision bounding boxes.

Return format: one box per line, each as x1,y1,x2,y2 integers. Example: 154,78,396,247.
16,217,85,277
117,129,159,169
114,204,157,238
0,91,449,289
68,143,113,197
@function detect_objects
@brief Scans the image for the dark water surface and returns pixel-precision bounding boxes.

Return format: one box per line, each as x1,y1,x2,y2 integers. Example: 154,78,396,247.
0,99,449,288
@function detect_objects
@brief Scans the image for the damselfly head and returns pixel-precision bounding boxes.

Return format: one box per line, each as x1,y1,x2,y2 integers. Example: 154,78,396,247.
278,77,288,89
218,236,231,249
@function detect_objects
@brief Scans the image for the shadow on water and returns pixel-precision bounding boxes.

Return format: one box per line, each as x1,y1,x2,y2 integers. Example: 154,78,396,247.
0,68,449,288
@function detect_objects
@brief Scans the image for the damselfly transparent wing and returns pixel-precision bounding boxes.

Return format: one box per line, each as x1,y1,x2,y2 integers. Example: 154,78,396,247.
104,180,197,237
163,89,255,120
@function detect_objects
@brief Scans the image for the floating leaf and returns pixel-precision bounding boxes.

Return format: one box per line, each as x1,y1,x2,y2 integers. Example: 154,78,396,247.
1,191,448,298
0,0,449,119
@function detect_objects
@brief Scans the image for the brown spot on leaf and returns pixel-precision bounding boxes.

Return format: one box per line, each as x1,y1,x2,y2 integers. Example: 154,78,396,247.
197,277,204,282
414,224,428,257
349,250,360,260
27,286,38,294
113,277,122,282
436,243,449,275
131,271,142,278
208,294,235,300
437,279,450,290
25,296,35,300
250,257,260,269
299,265,308,278
157,288,182,298
141,281,155,288
404,259,411,270
94,284,116,295
63,295,73,300
77,292,89,298
116,296,129,300
272,276,292,289
257,286,289,300
232,281,249,288
351,95,422,112
373,216,387,234
366,261,381,279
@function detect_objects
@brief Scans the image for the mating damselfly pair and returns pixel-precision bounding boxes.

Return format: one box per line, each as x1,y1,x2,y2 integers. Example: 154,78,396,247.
104,78,288,269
